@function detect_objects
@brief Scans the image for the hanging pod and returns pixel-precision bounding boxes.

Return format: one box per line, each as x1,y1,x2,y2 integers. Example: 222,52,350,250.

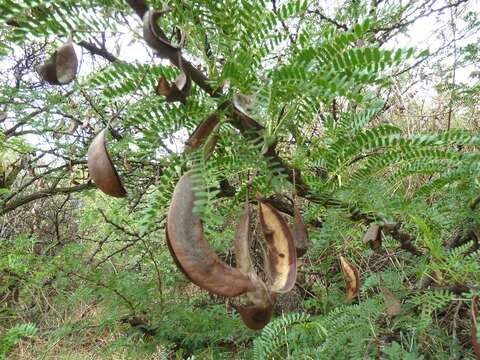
184,115,220,151
37,40,78,85
258,200,297,293
143,10,182,59
87,129,127,198
166,171,255,297
291,204,310,257
155,72,191,103
339,255,360,302
233,204,275,329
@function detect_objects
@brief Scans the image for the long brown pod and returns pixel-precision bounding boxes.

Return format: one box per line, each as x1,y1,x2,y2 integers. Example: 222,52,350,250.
166,172,254,297
233,204,274,329
37,40,78,85
258,200,297,293
184,115,220,151
339,256,360,302
87,129,127,198
472,296,480,359
143,10,181,59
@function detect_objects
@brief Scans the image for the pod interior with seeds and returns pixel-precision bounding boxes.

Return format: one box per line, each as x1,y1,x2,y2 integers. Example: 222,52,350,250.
87,129,127,198
258,200,297,293
233,203,275,329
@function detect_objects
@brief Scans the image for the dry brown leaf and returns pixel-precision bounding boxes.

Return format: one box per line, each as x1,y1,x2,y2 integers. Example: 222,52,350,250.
258,200,297,293
339,255,360,302
87,129,127,198
166,171,254,297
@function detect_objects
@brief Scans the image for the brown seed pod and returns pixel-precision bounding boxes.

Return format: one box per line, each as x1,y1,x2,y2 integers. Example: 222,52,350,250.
291,204,310,257
155,72,191,103
166,172,254,297
363,224,382,251
143,10,182,59
185,115,220,151
472,296,480,359
233,207,275,329
258,200,297,293
87,129,127,198
339,256,360,302
37,40,78,85
0,112,6,122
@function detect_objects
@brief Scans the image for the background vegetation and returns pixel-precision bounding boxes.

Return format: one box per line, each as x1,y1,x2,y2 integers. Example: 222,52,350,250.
1,0,479,359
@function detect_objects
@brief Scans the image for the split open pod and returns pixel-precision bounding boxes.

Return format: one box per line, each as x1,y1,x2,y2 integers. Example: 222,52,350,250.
87,129,127,198
155,72,191,103
166,171,254,297
37,40,78,85
143,10,182,60
233,204,275,330
258,200,297,293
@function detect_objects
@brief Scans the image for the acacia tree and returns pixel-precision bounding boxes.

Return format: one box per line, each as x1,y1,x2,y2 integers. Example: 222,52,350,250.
1,0,480,358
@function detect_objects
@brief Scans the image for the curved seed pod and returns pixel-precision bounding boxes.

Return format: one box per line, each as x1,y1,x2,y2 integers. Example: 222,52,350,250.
143,10,181,59
87,129,127,198
339,256,360,302
472,296,480,359
155,72,191,103
0,112,6,122
37,40,78,85
185,115,220,150
258,200,297,293
363,224,382,251
234,205,275,329
291,204,310,257
166,172,254,297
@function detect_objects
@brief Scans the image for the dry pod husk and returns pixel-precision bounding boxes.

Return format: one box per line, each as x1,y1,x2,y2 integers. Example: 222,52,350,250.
234,204,275,329
363,224,382,251
143,10,182,59
166,171,254,297
87,129,127,198
37,40,78,85
0,112,6,122
185,115,220,151
382,287,401,316
291,204,310,257
472,296,480,359
155,72,191,103
339,255,360,302
258,200,297,293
